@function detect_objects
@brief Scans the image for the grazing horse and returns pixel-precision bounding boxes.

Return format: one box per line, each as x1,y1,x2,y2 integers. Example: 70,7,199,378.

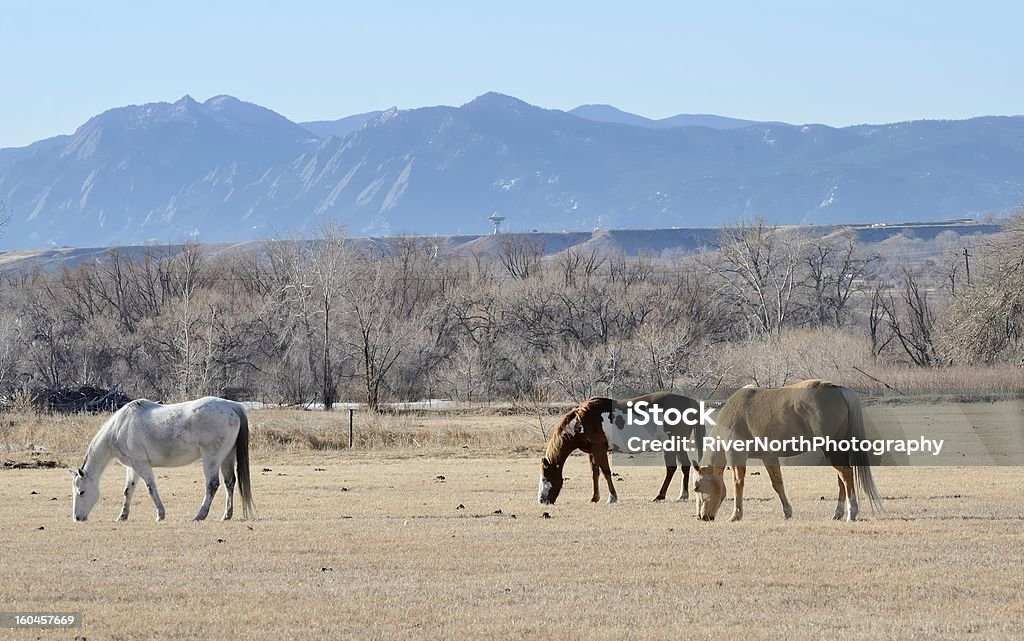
538,392,704,505
693,380,883,522
69,397,255,522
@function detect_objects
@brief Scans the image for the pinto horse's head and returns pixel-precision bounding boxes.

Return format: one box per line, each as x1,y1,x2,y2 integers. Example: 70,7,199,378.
69,467,99,522
538,457,564,504
693,463,726,521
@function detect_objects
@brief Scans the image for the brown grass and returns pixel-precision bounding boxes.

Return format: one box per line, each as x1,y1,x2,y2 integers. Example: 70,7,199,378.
1,407,1023,640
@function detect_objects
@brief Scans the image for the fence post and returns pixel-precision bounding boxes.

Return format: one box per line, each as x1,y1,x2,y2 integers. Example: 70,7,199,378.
348,408,355,448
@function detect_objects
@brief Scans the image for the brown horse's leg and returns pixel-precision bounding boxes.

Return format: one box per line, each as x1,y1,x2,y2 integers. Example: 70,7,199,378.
763,459,792,519
729,464,746,521
838,465,858,521
589,453,601,503
831,470,848,520
593,450,618,504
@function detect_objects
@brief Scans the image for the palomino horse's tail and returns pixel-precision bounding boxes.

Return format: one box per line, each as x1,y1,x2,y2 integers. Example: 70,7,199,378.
840,387,884,513
233,405,256,519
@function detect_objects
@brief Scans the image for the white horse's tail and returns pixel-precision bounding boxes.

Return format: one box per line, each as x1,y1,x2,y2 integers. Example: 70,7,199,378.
234,406,256,519
840,387,884,513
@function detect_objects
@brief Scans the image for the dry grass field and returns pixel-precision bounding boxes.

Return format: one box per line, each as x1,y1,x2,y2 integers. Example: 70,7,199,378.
2,405,1023,640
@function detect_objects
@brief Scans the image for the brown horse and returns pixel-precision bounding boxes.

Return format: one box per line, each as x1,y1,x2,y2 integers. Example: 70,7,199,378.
538,392,705,505
693,380,883,522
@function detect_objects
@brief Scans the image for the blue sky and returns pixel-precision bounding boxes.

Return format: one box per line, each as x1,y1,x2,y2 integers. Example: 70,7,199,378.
1,1,1020,147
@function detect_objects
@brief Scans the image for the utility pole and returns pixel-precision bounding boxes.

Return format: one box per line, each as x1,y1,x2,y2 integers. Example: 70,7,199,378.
963,247,972,286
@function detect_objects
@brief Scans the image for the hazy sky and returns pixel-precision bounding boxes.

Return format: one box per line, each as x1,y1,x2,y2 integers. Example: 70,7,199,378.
2,1,1020,147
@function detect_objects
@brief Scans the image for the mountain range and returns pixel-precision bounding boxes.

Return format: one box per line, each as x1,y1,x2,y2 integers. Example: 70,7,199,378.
1,92,1022,248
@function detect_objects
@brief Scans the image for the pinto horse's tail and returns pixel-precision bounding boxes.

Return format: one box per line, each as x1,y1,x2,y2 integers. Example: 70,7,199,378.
840,387,884,513
233,405,256,519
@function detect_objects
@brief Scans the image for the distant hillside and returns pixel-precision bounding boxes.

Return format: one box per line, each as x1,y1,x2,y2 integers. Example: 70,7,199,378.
0,221,1002,274
2,91,1022,248
300,111,384,138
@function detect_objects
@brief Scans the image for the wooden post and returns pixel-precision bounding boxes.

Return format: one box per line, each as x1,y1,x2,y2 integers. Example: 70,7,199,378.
348,408,354,448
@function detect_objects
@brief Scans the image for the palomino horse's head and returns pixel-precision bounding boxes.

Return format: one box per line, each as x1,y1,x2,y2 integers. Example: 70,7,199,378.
693,464,726,521
69,467,99,522
538,457,565,504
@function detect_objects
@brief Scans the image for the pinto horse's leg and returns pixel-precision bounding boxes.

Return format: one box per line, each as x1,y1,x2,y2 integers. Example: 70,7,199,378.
193,456,222,522
729,464,746,521
763,459,793,519
654,451,676,501
592,450,618,504
117,466,138,522
220,450,236,521
132,461,166,522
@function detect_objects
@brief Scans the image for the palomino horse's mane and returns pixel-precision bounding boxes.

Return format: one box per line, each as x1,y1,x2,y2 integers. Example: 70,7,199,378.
544,397,607,461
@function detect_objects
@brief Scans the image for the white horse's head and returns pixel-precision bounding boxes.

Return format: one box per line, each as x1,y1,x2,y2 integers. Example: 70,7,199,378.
69,468,99,521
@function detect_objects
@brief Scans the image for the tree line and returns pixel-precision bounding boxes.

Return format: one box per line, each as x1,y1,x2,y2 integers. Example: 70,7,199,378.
1,215,1021,409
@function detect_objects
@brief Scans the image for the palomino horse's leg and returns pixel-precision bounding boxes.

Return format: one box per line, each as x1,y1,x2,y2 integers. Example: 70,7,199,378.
831,472,848,520
220,450,236,521
592,450,618,504
588,453,601,503
117,466,138,522
131,461,166,522
762,459,793,519
677,454,690,501
837,465,858,522
729,465,746,521
193,456,222,521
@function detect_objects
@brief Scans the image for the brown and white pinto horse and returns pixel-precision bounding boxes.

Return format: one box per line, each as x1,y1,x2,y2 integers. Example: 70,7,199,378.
538,392,704,505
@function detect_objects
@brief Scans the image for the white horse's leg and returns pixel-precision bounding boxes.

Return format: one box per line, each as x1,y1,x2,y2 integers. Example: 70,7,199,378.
132,462,166,522
193,456,222,522
220,450,236,521
117,466,138,522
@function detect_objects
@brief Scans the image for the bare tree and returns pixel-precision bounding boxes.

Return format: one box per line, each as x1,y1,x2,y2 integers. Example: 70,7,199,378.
803,229,878,326
498,234,544,280
879,268,938,366
710,219,805,335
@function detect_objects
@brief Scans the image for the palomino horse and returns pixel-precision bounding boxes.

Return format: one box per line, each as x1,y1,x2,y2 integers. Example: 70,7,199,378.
69,397,255,522
693,380,883,522
538,392,704,505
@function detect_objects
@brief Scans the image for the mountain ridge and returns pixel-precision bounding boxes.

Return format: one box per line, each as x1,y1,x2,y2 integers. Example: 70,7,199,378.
2,92,1023,248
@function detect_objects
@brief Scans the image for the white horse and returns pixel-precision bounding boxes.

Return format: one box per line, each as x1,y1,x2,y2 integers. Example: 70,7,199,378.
69,396,255,522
